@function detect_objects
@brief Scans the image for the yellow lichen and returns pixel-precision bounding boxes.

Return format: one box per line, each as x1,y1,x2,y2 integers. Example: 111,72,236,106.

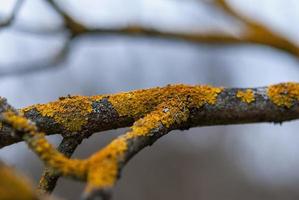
0,164,37,200
85,101,189,191
267,82,299,108
83,85,221,190
13,84,223,192
3,111,37,133
19,85,222,132
29,134,87,178
22,95,101,132
109,84,222,118
86,137,127,191
236,89,255,103
127,102,189,138
3,110,87,179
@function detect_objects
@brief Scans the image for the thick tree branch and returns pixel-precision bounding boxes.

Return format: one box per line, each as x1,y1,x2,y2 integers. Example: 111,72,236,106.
1,82,299,199
1,82,299,149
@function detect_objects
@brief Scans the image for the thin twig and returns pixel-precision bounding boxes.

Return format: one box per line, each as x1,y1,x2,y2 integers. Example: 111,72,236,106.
0,36,73,77
206,0,299,56
0,0,297,77
38,136,84,194
0,0,25,28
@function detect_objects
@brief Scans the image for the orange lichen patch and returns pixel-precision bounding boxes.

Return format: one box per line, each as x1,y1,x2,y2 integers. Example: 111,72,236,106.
127,102,189,138
22,95,101,132
8,84,222,192
108,84,222,119
28,134,87,178
3,110,37,133
0,164,37,200
85,101,189,191
267,82,299,108
86,137,127,191
189,85,222,106
3,110,87,179
19,85,222,131
236,89,255,103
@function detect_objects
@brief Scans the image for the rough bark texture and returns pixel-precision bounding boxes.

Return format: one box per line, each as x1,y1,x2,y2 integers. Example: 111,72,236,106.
1,84,298,148
1,1,299,199
1,82,299,199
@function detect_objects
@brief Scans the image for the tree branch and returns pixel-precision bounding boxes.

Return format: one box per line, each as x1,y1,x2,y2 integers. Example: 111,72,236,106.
0,0,24,29
2,82,299,199
83,101,189,199
0,36,72,77
1,82,299,148
1,82,299,199
38,135,84,194
43,0,299,57
1,0,298,77
45,0,88,36
209,0,299,57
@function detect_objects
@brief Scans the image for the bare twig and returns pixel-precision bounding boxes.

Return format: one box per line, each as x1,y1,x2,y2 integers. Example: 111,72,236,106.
0,36,72,77
0,0,25,29
206,0,299,56
0,0,298,77
45,0,87,35
43,0,299,57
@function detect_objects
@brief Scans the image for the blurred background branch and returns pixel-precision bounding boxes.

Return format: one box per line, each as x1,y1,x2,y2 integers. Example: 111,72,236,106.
0,0,24,29
0,0,298,77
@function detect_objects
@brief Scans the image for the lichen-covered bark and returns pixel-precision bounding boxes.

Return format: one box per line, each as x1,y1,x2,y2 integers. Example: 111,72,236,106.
1,82,299,148
1,82,299,199
38,136,84,194
1,98,189,200
84,101,188,198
